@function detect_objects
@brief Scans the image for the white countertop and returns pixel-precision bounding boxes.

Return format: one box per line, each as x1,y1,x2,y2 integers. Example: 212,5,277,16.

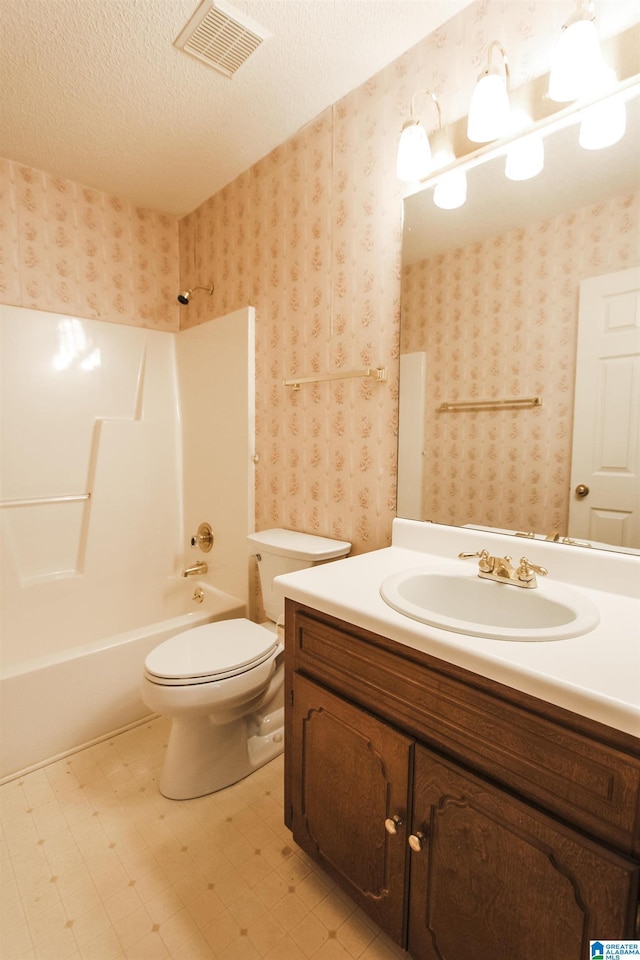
276,520,640,738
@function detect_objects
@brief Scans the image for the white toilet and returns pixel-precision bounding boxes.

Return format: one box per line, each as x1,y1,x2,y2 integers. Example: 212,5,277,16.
142,528,351,799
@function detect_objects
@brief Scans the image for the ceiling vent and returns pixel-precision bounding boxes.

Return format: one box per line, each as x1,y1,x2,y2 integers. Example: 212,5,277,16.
174,0,271,78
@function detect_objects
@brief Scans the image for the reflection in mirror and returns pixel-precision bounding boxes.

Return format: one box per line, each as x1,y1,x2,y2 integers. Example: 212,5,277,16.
398,88,640,553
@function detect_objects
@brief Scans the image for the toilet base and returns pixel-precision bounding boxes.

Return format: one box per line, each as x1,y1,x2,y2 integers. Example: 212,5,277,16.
158,705,284,800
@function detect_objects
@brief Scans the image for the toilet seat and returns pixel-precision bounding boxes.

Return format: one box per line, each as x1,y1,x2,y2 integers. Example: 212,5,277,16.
144,619,279,686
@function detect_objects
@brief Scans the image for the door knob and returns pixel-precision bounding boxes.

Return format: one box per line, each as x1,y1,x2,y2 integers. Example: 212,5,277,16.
384,815,403,836
408,832,426,852
575,484,590,498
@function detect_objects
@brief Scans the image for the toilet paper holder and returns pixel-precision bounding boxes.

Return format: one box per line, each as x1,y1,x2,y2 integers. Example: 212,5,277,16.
191,522,214,552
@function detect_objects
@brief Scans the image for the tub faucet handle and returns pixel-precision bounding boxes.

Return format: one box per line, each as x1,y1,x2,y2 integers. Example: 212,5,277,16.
190,522,214,552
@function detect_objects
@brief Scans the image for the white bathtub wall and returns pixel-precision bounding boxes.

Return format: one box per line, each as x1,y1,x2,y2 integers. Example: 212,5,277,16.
0,304,258,778
177,306,256,608
0,305,183,668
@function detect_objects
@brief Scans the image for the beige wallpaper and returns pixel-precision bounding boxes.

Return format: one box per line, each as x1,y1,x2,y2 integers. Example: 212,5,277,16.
177,0,639,553
178,103,401,551
1,0,638,554
0,159,180,331
401,191,640,536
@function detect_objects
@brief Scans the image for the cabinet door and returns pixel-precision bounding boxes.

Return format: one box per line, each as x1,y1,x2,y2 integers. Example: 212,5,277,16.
290,674,412,944
408,745,639,960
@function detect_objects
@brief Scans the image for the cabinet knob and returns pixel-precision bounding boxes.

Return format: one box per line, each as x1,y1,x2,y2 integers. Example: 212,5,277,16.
408,832,426,852
384,815,403,836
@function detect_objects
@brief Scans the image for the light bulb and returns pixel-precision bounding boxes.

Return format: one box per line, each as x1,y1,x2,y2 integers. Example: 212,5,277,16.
467,71,511,143
433,169,467,210
549,17,602,102
577,66,626,150
505,132,545,180
579,97,626,149
397,121,432,181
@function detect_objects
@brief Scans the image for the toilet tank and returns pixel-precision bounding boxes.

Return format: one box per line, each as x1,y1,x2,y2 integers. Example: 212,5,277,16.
247,528,351,622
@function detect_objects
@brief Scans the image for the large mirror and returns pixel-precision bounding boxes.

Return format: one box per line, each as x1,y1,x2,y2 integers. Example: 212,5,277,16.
398,86,640,553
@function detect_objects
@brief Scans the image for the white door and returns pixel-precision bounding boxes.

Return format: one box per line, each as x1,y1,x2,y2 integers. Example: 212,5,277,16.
569,267,640,548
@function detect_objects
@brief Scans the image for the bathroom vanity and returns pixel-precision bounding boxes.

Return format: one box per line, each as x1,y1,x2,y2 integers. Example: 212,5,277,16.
278,521,640,959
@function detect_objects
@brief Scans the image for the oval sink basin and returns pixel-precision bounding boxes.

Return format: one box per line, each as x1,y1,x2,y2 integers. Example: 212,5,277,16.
380,569,600,641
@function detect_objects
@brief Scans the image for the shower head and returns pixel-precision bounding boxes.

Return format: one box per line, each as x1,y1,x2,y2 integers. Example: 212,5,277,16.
177,282,214,304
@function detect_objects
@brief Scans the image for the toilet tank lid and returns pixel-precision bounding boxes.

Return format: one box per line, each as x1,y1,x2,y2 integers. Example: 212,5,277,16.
247,528,351,560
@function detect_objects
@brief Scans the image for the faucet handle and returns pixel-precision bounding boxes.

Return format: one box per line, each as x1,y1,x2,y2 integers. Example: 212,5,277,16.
516,557,548,583
190,522,214,552
458,549,494,572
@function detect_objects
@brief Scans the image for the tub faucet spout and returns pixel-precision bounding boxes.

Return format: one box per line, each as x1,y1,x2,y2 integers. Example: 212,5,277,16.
182,560,208,577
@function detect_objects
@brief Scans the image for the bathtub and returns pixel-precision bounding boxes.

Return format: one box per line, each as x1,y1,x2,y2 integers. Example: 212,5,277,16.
0,582,245,781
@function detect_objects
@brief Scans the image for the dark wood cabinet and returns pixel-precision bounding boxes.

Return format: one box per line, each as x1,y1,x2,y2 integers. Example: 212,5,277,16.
289,673,411,942
409,745,637,959
285,600,640,959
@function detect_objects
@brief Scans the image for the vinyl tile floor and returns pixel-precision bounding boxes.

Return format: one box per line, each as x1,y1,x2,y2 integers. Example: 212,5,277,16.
0,718,407,960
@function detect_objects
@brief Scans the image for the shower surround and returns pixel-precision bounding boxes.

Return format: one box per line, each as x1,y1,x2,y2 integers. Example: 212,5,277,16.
0,304,255,778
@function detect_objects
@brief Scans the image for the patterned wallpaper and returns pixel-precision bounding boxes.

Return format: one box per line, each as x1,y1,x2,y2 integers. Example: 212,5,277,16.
401,191,640,536
1,0,638,553
178,0,639,553
178,103,401,551
0,159,180,331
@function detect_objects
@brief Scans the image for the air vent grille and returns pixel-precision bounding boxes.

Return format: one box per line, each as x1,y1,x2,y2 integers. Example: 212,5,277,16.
175,0,269,77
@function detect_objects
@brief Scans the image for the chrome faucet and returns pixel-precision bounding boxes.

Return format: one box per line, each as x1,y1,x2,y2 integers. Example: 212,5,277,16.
459,550,548,589
182,560,208,578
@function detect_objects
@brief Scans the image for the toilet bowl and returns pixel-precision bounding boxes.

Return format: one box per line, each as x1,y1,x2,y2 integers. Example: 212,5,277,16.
142,618,284,799
142,528,350,799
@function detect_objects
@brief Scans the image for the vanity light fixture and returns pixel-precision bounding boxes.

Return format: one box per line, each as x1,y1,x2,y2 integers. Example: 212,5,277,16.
467,41,511,143
548,0,602,103
396,90,442,182
409,78,638,214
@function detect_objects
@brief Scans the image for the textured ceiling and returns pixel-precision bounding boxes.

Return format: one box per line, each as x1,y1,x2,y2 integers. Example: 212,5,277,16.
0,0,473,217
